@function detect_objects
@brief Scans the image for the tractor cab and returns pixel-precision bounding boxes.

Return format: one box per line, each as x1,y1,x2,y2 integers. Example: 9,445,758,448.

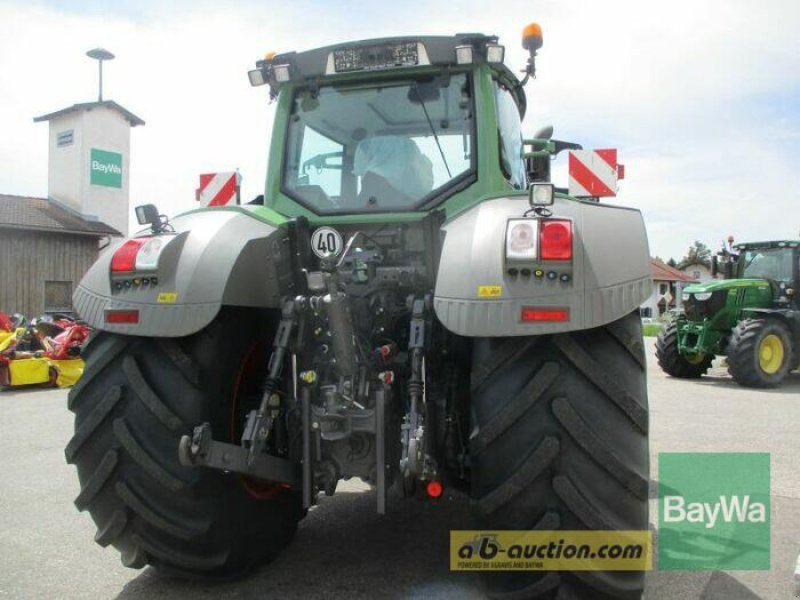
247,32,541,220
733,242,800,306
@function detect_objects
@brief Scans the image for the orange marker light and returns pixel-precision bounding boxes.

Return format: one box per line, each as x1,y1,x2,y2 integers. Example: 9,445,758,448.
522,22,544,51
264,51,276,61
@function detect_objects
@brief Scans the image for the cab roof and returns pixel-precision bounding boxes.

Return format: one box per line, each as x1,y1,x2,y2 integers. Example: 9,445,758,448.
253,34,527,116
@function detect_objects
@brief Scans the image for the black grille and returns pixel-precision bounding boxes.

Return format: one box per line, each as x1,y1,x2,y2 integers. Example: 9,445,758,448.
684,290,726,321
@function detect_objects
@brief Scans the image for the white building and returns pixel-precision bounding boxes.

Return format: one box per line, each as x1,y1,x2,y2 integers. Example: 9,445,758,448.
679,260,714,282
34,100,144,235
640,258,698,318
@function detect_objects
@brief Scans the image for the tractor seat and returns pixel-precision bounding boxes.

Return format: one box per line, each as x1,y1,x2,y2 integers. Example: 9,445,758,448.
353,136,434,208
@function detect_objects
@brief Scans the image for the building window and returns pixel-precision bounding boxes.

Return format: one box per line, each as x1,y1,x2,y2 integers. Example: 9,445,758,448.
57,130,74,147
693,270,701,280
44,281,73,313
658,282,669,295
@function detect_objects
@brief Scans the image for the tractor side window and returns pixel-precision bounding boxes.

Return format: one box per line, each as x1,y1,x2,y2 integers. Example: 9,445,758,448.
740,249,794,282
494,82,526,189
287,125,344,204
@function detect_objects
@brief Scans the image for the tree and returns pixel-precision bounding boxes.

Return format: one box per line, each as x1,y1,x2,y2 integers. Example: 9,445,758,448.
679,241,711,269
667,258,678,268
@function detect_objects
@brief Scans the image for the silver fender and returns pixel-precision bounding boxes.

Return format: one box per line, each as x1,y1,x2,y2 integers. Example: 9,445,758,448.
73,209,285,337
433,196,652,336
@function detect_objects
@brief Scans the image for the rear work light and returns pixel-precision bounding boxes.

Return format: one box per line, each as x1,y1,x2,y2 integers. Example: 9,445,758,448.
521,307,570,322
105,310,140,324
540,219,573,261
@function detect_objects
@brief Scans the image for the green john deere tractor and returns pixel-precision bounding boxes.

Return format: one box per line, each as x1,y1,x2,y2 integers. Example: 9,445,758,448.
66,25,653,599
657,240,800,387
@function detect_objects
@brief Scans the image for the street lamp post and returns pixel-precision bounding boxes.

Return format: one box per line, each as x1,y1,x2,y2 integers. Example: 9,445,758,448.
86,48,115,102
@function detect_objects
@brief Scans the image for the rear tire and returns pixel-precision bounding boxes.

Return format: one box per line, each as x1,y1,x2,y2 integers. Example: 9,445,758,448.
727,318,792,388
470,312,649,599
655,321,713,378
65,308,302,577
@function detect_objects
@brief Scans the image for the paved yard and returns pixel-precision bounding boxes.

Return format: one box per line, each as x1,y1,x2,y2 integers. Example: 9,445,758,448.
0,340,798,599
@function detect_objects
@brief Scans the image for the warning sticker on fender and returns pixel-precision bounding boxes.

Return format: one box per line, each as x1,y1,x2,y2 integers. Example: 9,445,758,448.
477,285,502,298
157,292,178,303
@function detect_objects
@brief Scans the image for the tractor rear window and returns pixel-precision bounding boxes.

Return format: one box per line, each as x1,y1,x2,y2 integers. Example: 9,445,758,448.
282,73,474,213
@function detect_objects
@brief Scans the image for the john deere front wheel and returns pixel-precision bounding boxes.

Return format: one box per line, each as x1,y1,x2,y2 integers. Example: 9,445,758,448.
727,318,792,388
656,322,713,378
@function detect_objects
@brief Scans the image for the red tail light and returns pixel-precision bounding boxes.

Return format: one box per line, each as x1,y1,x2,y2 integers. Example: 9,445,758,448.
540,220,572,261
521,307,570,322
105,310,140,324
111,239,146,273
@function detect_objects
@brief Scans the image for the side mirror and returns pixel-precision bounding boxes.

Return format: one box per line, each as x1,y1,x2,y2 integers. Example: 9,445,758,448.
135,204,162,233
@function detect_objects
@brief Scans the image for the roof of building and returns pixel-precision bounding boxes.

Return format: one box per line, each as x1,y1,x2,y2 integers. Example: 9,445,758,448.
33,100,145,127
0,194,121,236
651,258,697,282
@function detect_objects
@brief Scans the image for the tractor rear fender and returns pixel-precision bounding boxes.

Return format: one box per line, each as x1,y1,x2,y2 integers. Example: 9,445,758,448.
433,195,651,336
743,308,800,337
73,209,285,337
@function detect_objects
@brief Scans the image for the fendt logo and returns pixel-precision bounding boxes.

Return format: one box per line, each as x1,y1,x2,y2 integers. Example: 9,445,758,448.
89,148,123,188
658,453,770,571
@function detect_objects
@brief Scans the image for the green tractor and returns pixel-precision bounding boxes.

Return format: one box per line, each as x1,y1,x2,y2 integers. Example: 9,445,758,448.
657,240,800,387
66,26,653,599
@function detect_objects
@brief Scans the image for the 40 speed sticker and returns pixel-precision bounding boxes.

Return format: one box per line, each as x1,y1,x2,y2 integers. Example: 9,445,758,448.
311,226,343,259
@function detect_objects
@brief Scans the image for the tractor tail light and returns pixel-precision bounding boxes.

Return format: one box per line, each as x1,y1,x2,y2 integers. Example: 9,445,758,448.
521,307,570,322
111,239,146,273
105,310,140,324
540,220,573,261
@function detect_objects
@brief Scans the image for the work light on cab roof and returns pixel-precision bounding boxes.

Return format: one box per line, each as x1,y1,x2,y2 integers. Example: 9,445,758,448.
247,23,544,94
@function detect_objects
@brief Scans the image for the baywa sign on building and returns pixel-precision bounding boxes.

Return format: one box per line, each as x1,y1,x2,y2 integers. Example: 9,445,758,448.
90,148,123,189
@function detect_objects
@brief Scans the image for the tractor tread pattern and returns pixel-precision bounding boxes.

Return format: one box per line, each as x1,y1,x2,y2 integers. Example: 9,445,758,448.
132,533,230,571
157,339,200,386
478,436,560,514
74,449,118,511
122,355,183,430
552,397,648,501
120,544,148,569
65,386,122,463
553,475,620,531
471,362,559,454
94,509,129,547
112,418,185,492
554,335,648,433
116,481,210,541
67,336,129,409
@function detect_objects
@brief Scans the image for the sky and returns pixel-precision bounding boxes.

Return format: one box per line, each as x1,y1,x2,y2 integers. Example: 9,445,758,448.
0,0,798,260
